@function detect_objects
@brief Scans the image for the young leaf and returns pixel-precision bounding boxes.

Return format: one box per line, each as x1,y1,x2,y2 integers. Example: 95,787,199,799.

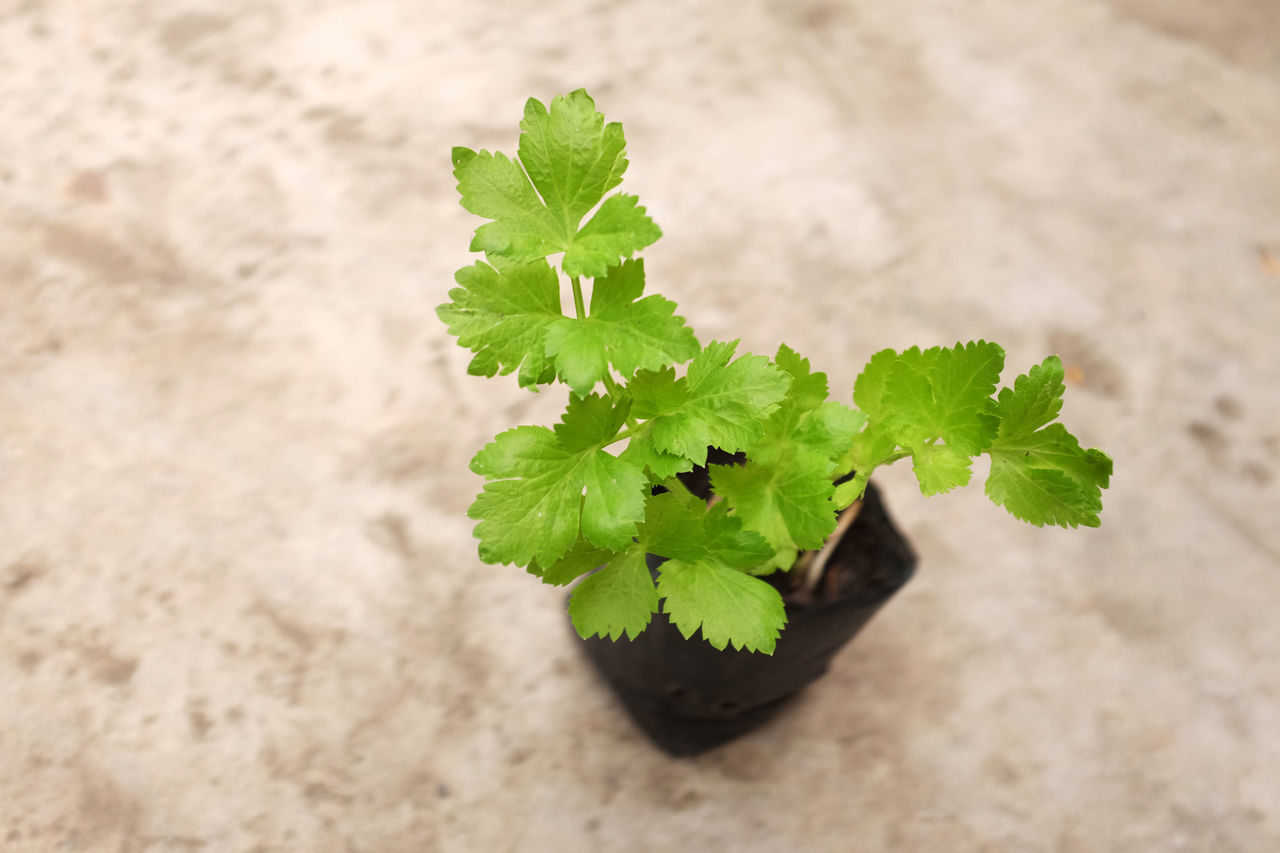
799,401,868,462
774,344,830,412
984,356,1113,527
468,395,646,566
852,347,898,418
911,443,973,495
631,340,790,464
543,260,700,395
760,346,867,464
711,346,865,569
436,259,562,387
454,90,661,276
568,547,659,641
834,415,899,508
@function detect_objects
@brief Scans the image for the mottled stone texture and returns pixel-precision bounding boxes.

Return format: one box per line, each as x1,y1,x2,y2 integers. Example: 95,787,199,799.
2,1,1278,850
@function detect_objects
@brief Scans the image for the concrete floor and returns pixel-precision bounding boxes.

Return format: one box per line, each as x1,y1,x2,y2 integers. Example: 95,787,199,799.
2,1,1279,850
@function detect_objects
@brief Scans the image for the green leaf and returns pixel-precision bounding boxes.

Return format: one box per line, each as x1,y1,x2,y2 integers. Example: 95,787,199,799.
834,423,898,507
852,348,898,418
436,260,562,388
843,351,909,485
568,548,658,641
686,342,789,427
469,395,646,566
881,341,1004,455
568,487,781,647
657,560,786,654
543,260,700,395
800,401,868,462
518,89,628,231
587,260,700,375
841,415,896,469
452,147,565,259
637,489,707,560
618,439,691,480
911,443,973,495
832,476,864,509
994,355,1066,438
709,345,862,569
531,539,613,586
700,502,777,569
639,489,773,568
774,343,830,413
629,366,686,416
634,340,790,463
712,452,835,570
454,90,661,276
985,459,1101,528
984,356,1113,527
579,452,650,547
543,321,609,396
855,341,1003,497
563,194,662,278
645,492,782,652
986,423,1113,526
552,390,630,450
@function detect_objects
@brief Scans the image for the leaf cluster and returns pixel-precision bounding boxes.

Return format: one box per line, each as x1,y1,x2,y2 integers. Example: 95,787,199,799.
439,90,1112,654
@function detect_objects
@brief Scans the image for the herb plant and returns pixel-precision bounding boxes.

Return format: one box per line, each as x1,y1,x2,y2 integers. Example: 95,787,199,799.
439,90,1112,654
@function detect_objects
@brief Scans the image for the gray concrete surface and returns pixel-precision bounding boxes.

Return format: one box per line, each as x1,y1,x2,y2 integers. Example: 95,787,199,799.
2,1,1279,850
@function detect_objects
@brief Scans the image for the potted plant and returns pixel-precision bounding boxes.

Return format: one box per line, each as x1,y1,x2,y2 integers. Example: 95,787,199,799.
437,90,1112,755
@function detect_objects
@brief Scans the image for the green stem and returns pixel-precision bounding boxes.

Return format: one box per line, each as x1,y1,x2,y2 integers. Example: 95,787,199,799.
568,273,639,433
833,446,914,493
569,275,587,321
602,372,641,431
880,449,912,466
601,372,622,398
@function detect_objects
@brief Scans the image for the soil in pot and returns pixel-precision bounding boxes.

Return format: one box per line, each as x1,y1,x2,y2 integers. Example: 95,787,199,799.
575,451,918,756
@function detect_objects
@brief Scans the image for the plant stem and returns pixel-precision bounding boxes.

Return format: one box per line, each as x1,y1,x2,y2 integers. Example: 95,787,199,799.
832,447,914,497
569,276,641,436
601,370,641,432
802,499,863,595
569,275,587,320
880,449,912,466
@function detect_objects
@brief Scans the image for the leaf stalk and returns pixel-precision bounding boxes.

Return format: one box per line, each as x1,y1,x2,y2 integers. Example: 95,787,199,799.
569,274,587,321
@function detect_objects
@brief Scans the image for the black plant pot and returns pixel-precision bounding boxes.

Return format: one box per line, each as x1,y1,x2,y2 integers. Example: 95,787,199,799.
576,480,917,756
